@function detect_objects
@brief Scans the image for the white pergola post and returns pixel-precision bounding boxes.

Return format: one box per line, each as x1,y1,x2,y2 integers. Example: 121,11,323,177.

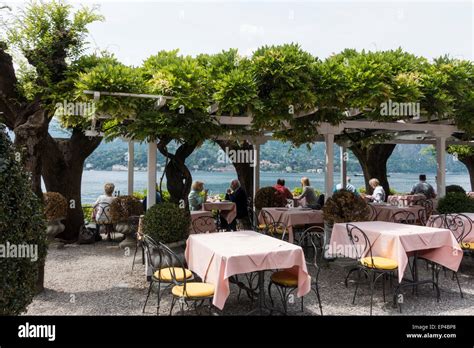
253,142,261,201
127,140,134,196
325,133,335,199
340,145,347,189
436,135,447,197
147,140,157,209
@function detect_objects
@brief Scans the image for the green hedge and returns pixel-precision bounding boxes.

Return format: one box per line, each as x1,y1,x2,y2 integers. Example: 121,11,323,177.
142,202,190,244
437,192,474,214
0,125,47,315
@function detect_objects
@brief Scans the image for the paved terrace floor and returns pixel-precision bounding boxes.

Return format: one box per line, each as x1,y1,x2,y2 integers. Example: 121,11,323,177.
25,234,474,316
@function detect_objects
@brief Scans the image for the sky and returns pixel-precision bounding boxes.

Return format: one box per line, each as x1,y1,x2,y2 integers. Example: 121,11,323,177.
5,0,472,65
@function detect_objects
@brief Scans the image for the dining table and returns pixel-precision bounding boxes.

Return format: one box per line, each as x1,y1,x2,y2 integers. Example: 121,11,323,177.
202,201,237,224
258,207,324,243
184,230,311,312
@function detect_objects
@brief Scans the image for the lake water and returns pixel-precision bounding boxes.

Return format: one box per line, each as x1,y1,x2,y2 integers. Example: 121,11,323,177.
77,170,472,204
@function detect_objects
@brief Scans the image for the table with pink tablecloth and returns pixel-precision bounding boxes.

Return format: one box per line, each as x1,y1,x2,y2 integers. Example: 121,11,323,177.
427,213,474,243
190,211,215,233
258,207,324,243
370,204,425,222
185,230,311,310
202,202,237,224
330,221,463,283
387,194,426,206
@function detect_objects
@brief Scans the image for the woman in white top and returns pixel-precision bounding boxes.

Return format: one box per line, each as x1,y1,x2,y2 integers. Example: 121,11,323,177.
366,178,386,203
92,183,116,241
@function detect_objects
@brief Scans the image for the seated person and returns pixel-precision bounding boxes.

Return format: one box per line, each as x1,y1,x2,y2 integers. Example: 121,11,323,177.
365,178,386,203
223,179,249,230
142,184,163,211
334,177,359,196
92,183,116,241
294,177,321,209
273,179,294,200
410,174,436,199
188,181,208,211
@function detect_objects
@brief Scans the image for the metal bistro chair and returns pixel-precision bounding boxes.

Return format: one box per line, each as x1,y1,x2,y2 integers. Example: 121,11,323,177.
93,202,115,241
129,216,142,271
259,209,288,240
428,214,471,298
346,223,398,315
192,216,217,234
142,235,195,315
268,226,324,315
416,199,434,226
367,204,379,221
390,210,417,225
162,242,215,315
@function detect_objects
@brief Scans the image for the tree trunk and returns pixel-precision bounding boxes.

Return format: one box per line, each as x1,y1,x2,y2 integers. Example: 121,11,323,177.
157,141,197,207
349,143,396,198
215,140,254,198
459,156,474,191
42,129,102,241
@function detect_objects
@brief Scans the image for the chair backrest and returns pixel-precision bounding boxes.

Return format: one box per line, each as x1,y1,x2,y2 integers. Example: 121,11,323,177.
367,205,379,221
443,214,472,245
192,216,217,234
260,209,276,226
298,226,324,270
94,202,112,224
390,210,417,225
416,199,434,225
346,223,376,265
266,221,287,240
247,206,259,231
316,194,325,209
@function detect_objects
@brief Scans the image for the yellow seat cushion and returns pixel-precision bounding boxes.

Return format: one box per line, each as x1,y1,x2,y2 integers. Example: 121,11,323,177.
461,242,474,250
154,267,192,281
258,224,268,230
360,256,398,270
270,270,298,287
171,282,215,298
268,225,285,234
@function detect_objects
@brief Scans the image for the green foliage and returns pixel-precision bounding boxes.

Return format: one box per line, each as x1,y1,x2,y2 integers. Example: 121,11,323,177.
254,186,287,210
0,125,47,315
133,189,170,202
142,203,190,244
445,185,466,194
322,189,369,223
109,195,144,223
42,192,68,222
437,193,474,214
82,203,93,224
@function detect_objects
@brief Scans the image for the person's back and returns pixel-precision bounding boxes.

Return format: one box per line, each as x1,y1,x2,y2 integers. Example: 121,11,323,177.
274,184,293,200
301,186,318,207
411,182,435,199
226,186,248,219
188,190,203,211
94,194,115,223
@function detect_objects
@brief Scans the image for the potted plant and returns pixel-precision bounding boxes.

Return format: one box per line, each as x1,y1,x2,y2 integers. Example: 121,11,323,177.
322,190,370,259
142,202,191,277
109,195,144,248
437,192,474,214
43,192,68,248
254,186,287,210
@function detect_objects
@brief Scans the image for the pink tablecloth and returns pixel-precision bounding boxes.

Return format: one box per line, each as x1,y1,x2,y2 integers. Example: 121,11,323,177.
258,207,324,243
185,230,311,310
202,202,237,224
427,213,474,243
387,194,426,206
190,211,215,233
371,204,425,222
330,221,463,283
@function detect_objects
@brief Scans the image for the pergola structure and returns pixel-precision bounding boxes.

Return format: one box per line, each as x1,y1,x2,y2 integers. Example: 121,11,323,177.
84,90,470,209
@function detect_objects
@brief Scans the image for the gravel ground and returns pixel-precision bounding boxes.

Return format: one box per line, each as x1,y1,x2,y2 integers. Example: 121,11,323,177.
25,236,474,316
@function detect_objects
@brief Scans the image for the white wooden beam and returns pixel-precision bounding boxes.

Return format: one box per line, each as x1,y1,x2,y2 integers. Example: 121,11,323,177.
147,141,157,209
436,136,447,197
325,133,335,199
127,141,134,196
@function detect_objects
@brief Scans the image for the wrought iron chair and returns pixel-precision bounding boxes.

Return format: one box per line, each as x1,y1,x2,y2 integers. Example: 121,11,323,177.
128,216,142,271
192,216,217,234
416,199,434,225
346,223,398,315
160,242,215,315
142,235,195,315
427,213,471,298
390,210,417,225
259,209,288,240
93,202,115,241
247,205,260,232
268,226,324,315
367,204,379,221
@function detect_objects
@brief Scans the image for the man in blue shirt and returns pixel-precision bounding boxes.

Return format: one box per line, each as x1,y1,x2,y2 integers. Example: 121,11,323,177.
334,177,358,195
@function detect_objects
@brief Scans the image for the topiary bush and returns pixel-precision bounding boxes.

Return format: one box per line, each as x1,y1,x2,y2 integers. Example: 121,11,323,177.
142,202,190,244
0,125,47,315
109,195,144,223
437,192,474,214
323,189,370,224
446,185,466,195
254,186,287,210
43,192,68,222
